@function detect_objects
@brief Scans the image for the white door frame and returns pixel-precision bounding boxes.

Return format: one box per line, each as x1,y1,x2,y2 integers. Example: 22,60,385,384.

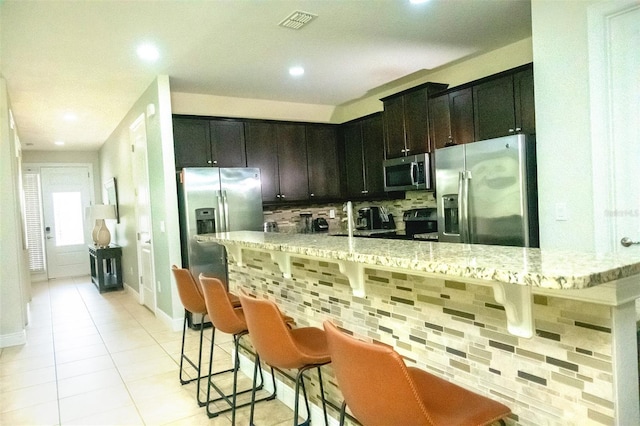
130,114,157,312
23,163,95,278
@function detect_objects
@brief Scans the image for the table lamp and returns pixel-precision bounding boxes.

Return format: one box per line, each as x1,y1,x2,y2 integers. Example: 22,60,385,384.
90,204,117,248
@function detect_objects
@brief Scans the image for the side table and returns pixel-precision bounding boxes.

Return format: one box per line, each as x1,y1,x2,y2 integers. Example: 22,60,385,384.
88,244,123,293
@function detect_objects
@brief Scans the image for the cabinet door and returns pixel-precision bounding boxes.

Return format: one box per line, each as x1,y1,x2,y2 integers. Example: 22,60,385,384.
276,124,308,202
245,122,278,203
428,94,452,150
449,88,475,145
473,76,516,141
210,119,246,167
173,118,212,168
383,96,406,159
514,67,536,135
404,88,430,154
342,123,366,197
306,125,340,200
362,114,385,196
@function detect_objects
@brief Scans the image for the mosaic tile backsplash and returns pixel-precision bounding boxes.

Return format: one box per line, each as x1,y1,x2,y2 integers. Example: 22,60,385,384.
262,190,436,234
229,249,617,426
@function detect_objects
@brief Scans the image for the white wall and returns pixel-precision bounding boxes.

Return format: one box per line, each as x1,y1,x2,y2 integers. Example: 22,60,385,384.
334,37,534,123
100,76,183,323
0,78,28,348
531,0,599,250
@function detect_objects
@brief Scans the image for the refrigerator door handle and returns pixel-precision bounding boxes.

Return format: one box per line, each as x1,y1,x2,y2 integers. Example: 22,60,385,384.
459,170,471,243
222,190,230,231
216,190,225,232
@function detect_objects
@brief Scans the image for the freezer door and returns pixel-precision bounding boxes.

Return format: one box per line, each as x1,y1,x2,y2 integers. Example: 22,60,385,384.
219,168,264,232
464,134,530,246
435,145,465,243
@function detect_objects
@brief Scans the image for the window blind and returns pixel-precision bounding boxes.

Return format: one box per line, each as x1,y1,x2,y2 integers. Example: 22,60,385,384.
23,173,45,272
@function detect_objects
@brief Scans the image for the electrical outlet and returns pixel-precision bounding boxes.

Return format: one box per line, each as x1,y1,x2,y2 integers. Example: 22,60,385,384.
329,209,336,219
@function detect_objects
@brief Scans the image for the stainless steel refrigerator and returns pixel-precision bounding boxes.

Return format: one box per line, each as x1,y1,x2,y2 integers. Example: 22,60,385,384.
435,134,539,247
177,167,263,316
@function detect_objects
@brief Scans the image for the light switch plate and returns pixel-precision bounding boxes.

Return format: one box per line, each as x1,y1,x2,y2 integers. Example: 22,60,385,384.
555,202,569,221
329,209,336,219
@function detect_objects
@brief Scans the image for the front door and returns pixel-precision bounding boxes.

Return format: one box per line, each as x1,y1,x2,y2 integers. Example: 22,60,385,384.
41,166,92,278
130,114,156,312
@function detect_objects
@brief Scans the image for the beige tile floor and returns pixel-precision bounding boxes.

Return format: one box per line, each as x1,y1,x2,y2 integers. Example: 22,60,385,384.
0,276,296,425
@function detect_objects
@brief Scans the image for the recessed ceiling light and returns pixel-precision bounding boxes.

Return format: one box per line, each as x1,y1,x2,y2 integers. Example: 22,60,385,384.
289,66,305,77
137,43,160,62
63,113,77,121
54,141,65,146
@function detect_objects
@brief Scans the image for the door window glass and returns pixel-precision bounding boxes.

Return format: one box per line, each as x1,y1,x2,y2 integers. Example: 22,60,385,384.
52,192,84,246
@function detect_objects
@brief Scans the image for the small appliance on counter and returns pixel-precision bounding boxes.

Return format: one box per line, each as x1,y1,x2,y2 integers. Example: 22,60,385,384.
264,221,278,232
312,217,329,232
403,208,438,239
356,206,395,230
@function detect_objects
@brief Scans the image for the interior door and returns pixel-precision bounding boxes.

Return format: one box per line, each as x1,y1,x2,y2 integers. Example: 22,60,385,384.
589,2,640,253
131,115,156,311
41,166,92,278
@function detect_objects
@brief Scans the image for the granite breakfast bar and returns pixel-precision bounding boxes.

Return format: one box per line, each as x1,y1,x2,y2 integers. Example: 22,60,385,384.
198,231,640,425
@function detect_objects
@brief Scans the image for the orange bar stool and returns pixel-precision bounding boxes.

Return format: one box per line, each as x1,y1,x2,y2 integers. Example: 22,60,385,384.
171,265,223,407
323,321,512,426
199,275,276,424
239,292,331,426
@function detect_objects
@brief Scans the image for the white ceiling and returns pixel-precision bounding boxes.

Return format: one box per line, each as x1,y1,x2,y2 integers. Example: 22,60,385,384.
0,0,531,151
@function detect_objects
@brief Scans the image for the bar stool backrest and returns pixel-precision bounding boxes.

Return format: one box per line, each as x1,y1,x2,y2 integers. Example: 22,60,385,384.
198,274,246,335
239,292,305,370
323,321,434,426
171,265,207,315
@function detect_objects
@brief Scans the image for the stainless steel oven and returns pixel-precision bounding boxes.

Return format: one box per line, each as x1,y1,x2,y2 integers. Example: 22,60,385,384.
383,153,431,191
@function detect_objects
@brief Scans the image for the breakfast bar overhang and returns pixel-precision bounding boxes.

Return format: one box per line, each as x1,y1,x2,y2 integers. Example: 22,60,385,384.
198,231,640,425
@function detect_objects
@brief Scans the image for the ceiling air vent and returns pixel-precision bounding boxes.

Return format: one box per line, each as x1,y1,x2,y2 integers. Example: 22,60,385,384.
279,11,317,30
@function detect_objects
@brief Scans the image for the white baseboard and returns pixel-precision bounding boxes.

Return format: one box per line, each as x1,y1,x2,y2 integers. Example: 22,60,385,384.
0,330,27,348
124,282,182,332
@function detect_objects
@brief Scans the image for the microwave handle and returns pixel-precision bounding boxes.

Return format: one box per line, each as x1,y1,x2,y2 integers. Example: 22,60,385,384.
410,162,418,186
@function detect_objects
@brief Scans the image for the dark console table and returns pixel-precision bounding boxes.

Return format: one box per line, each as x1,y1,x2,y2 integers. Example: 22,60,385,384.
88,244,123,293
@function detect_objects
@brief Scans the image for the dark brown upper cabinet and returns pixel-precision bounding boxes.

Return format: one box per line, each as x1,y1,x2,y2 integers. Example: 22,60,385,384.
341,113,385,198
173,117,246,169
245,122,308,203
429,87,475,149
473,64,535,141
382,83,448,159
306,125,341,200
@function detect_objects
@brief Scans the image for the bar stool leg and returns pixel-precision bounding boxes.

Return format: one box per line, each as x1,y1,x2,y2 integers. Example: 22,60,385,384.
207,334,276,423
179,310,207,390
339,401,347,426
317,366,329,426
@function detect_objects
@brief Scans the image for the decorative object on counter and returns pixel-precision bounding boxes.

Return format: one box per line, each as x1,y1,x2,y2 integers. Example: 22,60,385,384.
88,204,117,248
299,212,313,233
356,206,395,230
263,221,278,232
323,321,511,426
312,217,329,232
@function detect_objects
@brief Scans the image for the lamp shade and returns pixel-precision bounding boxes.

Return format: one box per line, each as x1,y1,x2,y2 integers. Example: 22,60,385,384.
91,204,117,220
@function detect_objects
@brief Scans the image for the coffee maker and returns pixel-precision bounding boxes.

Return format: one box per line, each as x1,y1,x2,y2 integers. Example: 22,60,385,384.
356,206,395,230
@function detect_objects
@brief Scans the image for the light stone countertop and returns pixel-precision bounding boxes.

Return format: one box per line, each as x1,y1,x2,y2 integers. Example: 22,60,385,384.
196,231,640,290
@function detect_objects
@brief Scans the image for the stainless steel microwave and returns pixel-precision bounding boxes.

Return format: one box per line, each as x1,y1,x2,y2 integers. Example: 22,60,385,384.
383,153,432,192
